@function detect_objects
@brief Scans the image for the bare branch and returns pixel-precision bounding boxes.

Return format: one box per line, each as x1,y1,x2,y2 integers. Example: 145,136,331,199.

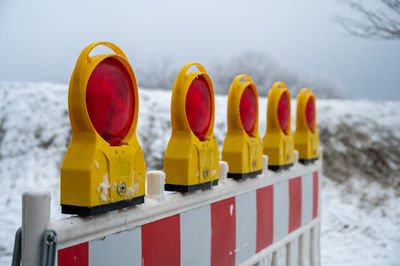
335,0,400,40
382,0,400,14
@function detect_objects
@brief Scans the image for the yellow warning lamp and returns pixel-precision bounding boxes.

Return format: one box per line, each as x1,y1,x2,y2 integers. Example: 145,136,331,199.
164,63,219,193
222,75,263,179
60,42,146,216
294,88,319,164
263,82,294,170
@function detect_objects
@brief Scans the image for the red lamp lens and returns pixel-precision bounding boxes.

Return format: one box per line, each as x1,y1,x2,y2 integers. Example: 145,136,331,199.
240,86,257,137
277,93,289,134
185,75,212,141
305,97,315,132
86,57,135,146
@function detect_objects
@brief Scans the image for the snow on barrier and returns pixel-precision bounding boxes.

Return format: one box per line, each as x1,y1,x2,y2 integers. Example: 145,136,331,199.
14,152,321,266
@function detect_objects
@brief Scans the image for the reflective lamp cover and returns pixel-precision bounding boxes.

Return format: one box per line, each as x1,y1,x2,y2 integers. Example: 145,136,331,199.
277,92,289,134
305,97,315,132
86,57,135,146
240,86,256,137
185,75,212,141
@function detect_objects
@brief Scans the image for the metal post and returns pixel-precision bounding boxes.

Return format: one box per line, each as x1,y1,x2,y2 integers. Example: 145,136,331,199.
22,190,50,266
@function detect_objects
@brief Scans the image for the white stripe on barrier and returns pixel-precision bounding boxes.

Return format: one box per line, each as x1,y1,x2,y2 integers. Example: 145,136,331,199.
88,227,141,266
235,191,257,265
301,173,313,226
180,205,211,266
273,180,289,242
89,228,142,266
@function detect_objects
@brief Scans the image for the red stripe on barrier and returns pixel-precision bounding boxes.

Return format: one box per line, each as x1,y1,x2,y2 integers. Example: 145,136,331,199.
58,242,88,266
211,197,236,266
256,185,274,252
313,171,319,218
141,214,181,266
289,177,302,233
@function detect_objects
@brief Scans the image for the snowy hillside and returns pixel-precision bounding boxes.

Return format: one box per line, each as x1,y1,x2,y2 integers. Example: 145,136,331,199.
0,82,399,265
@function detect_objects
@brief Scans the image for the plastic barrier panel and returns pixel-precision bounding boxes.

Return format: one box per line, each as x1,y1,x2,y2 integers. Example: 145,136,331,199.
222,74,263,179
48,158,321,266
163,63,219,193
60,42,146,216
294,88,320,164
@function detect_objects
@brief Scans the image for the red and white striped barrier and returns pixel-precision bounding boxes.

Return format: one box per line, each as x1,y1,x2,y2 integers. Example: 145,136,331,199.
57,172,319,266
19,154,322,266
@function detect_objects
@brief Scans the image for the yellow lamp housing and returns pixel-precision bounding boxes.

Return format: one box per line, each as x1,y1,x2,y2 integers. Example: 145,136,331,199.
222,75,263,179
263,82,294,170
294,88,320,164
61,42,146,216
164,63,219,193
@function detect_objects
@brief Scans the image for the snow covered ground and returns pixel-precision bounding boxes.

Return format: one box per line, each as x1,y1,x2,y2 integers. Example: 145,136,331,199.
0,82,399,265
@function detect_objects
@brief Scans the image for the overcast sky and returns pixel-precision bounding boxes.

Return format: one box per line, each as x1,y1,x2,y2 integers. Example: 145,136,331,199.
0,0,399,99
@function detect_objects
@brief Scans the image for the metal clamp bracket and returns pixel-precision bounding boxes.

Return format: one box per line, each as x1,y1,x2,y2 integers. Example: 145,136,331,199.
11,228,57,266
11,227,21,266
39,229,57,266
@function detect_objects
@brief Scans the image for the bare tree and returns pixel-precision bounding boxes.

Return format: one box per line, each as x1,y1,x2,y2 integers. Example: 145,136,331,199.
336,0,400,40
136,57,178,90
209,51,276,95
300,76,345,99
209,51,344,99
135,51,344,99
